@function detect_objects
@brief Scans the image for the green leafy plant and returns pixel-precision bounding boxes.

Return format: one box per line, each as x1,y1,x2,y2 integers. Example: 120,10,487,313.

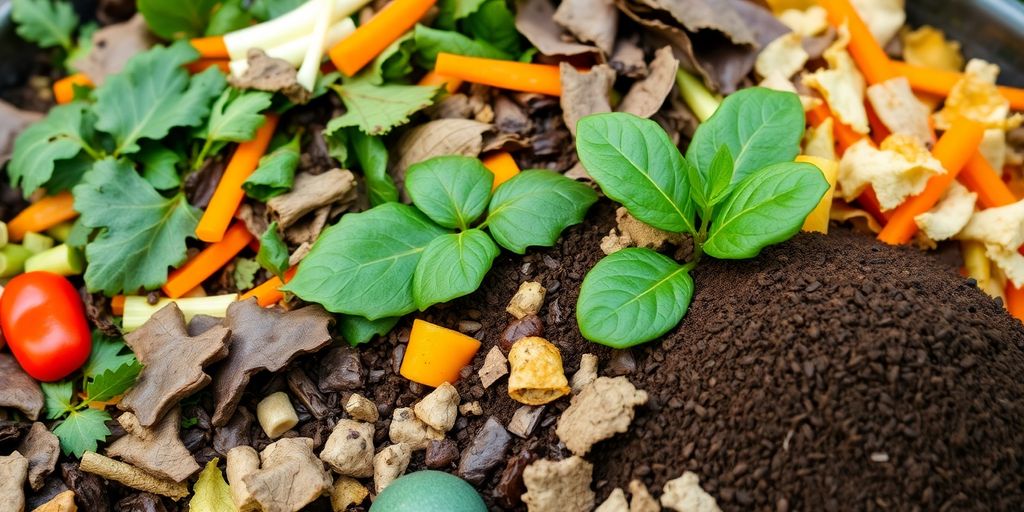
575,88,828,348
285,155,597,337
11,0,84,59
41,332,142,457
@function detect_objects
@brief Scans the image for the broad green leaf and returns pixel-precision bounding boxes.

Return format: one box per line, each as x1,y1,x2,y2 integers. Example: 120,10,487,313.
339,315,400,347
704,162,828,259
283,203,448,319
205,0,253,36
436,0,488,28
41,381,74,420
244,134,299,201
576,113,695,234
250,0,305,20
95,42,226,155
707,145,736,205
74,159,202,295
413,24,512,69
232,257,261,290
203,89,273,143
367,32,416,84
138,0,219,39
190,459,235,512
11,0,78,49
85,360,142,403
256,222,289,279
326,80,440,136
406,156,494,230
348,128,397,206
323,128,350,167
82,332,135,380
139,144,183,190
485,170,598,254
46,152,94,194
66,22,98,71
54,408,111,457
413,229,499,310
9,102,94,197
576,248,693,348
463,0,521,55
686,87,805,185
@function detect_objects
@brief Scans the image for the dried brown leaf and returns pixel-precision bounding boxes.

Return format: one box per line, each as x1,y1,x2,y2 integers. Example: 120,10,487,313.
0,354,44,421
554,0,619,55
617,46,679,118
516,0,601,59
560,63,615,136
106,409,199,482
228,48,310,105
390,119,492,184
74,14,156,86
18,422,59,491
0,100,42,165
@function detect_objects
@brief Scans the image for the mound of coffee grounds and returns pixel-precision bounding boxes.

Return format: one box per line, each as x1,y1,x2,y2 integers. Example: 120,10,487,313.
590,228,1024,511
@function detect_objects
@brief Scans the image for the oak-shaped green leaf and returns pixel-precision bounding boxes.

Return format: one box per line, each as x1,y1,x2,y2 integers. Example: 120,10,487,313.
413,24,511,68
576,248,693,348
485,170,598,254
576,113,695,234
244,135,299,201
54,408,111,457
283,203,448,319
413,229,499,310
11,0,78,49
74,159,202,295
82,331,136,380
85,360,142,403
406,156,494,230
326,80,440,136
203,89,273,143
704,162,828,259
339,315,400,347
686,87,805,185
9,102,94,197
138,0,218,39
138,143,183,190
41,381,74,420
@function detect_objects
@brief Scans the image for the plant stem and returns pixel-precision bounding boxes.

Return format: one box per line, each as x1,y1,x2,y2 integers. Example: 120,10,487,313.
192,138,215,171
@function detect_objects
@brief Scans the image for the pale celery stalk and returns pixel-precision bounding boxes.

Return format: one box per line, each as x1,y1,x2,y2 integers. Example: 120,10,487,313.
122,294,239,332
0,244,32,278
296,0,335,91
229,19,355,76
676,69,722,123
223,0,370,60
0,221,8,248
24,244,84,276
45,221,74,243
22,232,54,254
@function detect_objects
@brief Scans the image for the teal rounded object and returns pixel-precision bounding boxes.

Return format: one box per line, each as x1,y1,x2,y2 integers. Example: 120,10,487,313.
370,471,487,512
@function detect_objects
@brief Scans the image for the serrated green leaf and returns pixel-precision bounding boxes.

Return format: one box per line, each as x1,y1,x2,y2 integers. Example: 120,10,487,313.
9,102,94,197
46,152,94,194
413,229,499,310
95,42,226,155
704,162,828,259
463,0,521,55
406,156,493,230
190,459,235,512
86,360,142,402
367,32,416,85
348,128,397,206
203,89,273,143
232,257,261,290
437,0,488,28
12,0,78,49
41,381,74,420
686,87,805,185
54,408,111,458
283,203,448,319
67,22,98,71
82,331,135,380
577,248,693,348
257,222,289,279
486,170,597,254
244,134,299,201
413,24,512,69
326,80,439,136
339,315,400,347
139,143,183,190
576,113,695,234
138,0,219,39
74,159,202,295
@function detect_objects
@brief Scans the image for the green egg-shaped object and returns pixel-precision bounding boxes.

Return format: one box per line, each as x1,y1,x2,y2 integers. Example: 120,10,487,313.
370,471,487,512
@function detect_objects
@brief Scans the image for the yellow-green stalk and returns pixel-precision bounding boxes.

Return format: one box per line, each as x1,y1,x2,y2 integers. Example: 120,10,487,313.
676,68,722,123
22,232,55,254
0,244,32,278
122,294,239,332
24,244,84,276
0,221,8,248
45,222,75,243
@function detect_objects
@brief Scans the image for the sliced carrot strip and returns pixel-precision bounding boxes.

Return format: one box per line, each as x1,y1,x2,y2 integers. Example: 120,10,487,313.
190,36,229,59
195,114,279,243
8,192,78,242
240,267,297,307
817,0,895,85
186,58,231,74
482,152,521,190
878,118,986,245
959,153,1017,209
1007,283,1024,322
111,295,126,316
435,53,562,96
52,73,93,104
400,319,481,387
889,61,1024,111
163,223,253,299
418,70,463,94
328,0,436,76
865,100,891,146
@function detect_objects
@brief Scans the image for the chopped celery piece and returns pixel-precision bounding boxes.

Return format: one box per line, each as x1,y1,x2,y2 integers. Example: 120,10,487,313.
122,294,239,332
24,244,84,276
676,69,722,123
0,221,7,248
0,244,32,277
45,221,75,242
22,232,55,254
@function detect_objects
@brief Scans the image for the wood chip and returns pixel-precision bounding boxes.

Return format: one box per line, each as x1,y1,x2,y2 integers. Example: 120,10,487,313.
106,409,199,483
267,169,356,229
508,405,546,438
478,347,509,389
18,422,60,491
245,438,333,512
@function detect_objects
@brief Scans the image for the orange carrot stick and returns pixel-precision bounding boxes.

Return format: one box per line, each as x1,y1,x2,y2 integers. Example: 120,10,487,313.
435,53,562,96
328,0,436,76
400,319,481,387
163,223,253,298
418,71,463,94
240,267,297,307
889,61,1024,111
52,73,93,104
8,191,78,241
865,100,891,145
878,118,986,245
195,114,279,243
190,37,229,59
959,153,1017,209
482,152,521,190
1007,283,1024,322
186,58,231,74
817,0,895,85
111,295,126,316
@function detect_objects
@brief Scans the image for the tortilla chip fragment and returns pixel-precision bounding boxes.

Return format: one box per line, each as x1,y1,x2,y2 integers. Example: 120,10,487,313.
803,27,869,134
934,59,1023,131
838,136,945,210
851,0,905,47
914,181,977,242
777,6,829,36
866,77,934,146
756,33,809,79
902,25,964,72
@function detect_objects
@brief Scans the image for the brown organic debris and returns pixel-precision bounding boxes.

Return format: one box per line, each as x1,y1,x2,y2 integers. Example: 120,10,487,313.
557,377,649,455
389,407,444,450
32,490,77,512
211,299,333,426
554,0,618,54
267,169,356,229
660,472,721,512
119,304,230,427
18,423,59,491
522,456,595,512
74,14,156,85
459,401,483,416
508,337,571,405
226,446,260,512
373,443,411,493
229,48,310,104
516,0,601,59
244,438,333,512
507,281,547,319
617,46,680,118
391,119,492,184
0,452,28,511
0,354,44,421
602,207,686,254
560,63,615,136
413,382,460,432
344,393,379,423
320,419,375,478
629,479,660,512
507,405,546,438
571,353,599,392
478,346,509,389
0,100,42,165
330,476,369,511
458,416,512,485
80,452,188,500
106,409,199,483
595,488,629,512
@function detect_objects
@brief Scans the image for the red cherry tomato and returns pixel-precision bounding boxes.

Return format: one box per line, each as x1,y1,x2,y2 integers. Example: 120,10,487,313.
0,272,91,381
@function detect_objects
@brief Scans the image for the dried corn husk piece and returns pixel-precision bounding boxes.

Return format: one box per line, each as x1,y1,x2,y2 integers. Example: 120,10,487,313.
508,337,571,405
803,27,869,134
839,135,945,210
756,33,808,80
934,59,1023,131
914,181,977,242
902,25,963,72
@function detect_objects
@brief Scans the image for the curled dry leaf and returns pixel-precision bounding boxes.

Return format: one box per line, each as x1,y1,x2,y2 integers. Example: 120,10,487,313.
0,452,28,511
507,337,571,405
636,0,755,46
0,354,44,421
521,456,595,512
267,169,356,229
934,59,1023,131
560,63,615,136
610,36,648,78
958,199,1024,287
74,14,156,86
755,33,808,80
228,49,310,105
867,77,934,147
18,422,60,491
391,119,493,185
901,25,964,71
554,0,619,55
617,46,680,119
660,472,721,512
556,377,649,455
839,135,945,210
244,438,333,512
211,299,333,426
515,0,601,59
119,304,231,428
914,181,976,242
106,409,199,483
79,452,189,500
803,27,869,134
0,100,42,165
803,116,837,161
